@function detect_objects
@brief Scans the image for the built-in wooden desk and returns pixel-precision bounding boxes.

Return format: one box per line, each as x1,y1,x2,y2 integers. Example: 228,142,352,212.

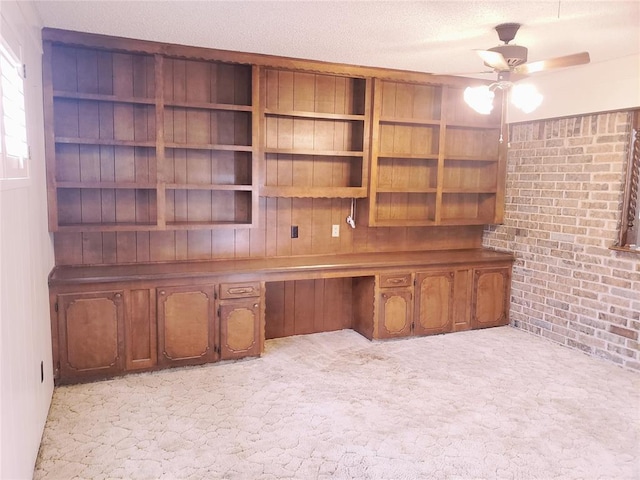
49,248,514,384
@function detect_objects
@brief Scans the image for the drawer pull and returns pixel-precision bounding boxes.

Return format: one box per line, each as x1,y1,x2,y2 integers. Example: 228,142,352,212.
227,287,254,295
386,278,405,284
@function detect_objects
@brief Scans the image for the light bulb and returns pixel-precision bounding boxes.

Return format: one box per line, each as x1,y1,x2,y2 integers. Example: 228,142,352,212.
511,84,543,113
463,85,495,115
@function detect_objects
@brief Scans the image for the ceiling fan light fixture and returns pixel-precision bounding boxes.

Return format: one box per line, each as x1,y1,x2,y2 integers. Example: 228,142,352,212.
464,85,495,115
510,83,543,113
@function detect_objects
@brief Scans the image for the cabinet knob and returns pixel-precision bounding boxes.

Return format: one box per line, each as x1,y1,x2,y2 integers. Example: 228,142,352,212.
253,303,259,308
159,290,166,296
382,293,387,299
114,293,122,299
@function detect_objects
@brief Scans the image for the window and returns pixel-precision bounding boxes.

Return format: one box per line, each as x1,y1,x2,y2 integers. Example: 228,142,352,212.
0,34,28,181
617,109,640,251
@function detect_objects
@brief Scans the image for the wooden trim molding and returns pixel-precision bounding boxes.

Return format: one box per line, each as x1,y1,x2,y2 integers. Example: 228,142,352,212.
41,27,489,87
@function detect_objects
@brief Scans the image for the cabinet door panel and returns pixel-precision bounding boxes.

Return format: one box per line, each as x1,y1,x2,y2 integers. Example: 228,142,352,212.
378,289,412,338
414,271,454,335
157,285,216,366
125,288,156,370
220,300,261,360
472,267,511,328
58,292,124,379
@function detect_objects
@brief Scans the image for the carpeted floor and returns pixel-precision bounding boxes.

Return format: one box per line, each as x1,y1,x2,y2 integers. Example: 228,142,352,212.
34,326,639,479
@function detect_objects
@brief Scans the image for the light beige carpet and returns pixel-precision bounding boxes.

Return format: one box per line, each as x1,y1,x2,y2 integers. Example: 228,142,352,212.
34,327,639,479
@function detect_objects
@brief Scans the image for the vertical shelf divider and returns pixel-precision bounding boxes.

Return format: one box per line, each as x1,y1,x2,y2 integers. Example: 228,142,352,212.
251,65,262,228
155,54,166,229
42,41,59,231
367,79,383,226
435,85,449,224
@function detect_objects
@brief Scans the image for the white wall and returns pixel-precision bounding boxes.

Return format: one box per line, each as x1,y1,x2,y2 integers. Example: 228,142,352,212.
508,53,640,123
0,1,54,479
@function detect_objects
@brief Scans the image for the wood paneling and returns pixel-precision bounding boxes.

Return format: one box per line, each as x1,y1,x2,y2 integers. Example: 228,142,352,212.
265,278,353,339
54,200,484,265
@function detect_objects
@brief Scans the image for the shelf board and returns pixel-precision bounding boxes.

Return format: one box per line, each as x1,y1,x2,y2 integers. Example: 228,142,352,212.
446,121,501,129
438,218,493,226
371,218,437,227
379,116,440,126
165,183,254,191
164,100,252,112
442,189,497,194
265,148,363,157
444,155,499,162
56,181,156,189
264,108,365,121
260,186,367,198
55,137,156,148
53,91,156,105
165,143,252,152
165,221,253,230
376,187,437,194
377,153,439,160
56,222,159,232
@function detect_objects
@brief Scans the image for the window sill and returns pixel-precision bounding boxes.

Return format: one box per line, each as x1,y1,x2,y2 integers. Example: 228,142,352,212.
0,178,31,191
610,245,640,255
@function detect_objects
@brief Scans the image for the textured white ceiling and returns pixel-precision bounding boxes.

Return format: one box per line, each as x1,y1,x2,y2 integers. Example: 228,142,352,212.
33,1,640,78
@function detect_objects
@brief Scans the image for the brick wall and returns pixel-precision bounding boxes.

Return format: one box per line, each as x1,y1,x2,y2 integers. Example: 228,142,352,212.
483,111,640,371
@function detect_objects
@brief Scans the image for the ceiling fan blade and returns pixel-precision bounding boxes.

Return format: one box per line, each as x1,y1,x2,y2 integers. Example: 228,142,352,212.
514,51,590,75
447,70,495,77
475,50,510,71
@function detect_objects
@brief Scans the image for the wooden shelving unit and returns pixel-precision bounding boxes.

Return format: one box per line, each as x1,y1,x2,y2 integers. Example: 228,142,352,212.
367,80,505,226
44,45,259,232
259,68,371,198
44,30,506,235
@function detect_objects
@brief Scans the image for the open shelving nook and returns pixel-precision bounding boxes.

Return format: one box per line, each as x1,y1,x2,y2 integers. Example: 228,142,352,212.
259,68,371,198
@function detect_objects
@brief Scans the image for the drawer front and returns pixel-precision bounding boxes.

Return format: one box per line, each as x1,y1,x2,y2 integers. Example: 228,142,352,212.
379,273,412,288
219,282,261,299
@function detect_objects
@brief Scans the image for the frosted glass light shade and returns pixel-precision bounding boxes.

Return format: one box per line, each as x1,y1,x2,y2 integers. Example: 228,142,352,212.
510,84,543,114
463,85,495,115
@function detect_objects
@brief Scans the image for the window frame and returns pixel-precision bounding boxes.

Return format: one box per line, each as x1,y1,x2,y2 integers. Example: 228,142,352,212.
0,28,29,190
615,109,640,252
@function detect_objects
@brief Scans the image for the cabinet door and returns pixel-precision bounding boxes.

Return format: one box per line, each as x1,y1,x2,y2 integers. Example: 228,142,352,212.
219,300,261,360
157,285,217,366
377,289,413,339
471,267,511,328
414,271,454,336
57,291,125,381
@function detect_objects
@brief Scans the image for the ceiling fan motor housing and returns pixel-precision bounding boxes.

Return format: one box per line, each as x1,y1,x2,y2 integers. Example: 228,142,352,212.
488,44,528,68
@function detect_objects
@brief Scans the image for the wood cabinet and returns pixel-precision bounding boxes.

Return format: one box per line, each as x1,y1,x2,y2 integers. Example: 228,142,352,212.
49,249,513,384
56,291,125,380
42,30,515,385
471,267,511,329
414,271,455,336
218,282,263,359
376,273,413,339
260,68,371,198
367,79,505,227
157,285,217,366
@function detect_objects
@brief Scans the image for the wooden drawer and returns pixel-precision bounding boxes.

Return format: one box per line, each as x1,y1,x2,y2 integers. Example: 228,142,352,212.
379,273,412,288
219,282,261,299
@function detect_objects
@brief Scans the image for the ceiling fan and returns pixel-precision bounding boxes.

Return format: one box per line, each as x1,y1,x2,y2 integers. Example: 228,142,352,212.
463,23,590,116
477,22,590,78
